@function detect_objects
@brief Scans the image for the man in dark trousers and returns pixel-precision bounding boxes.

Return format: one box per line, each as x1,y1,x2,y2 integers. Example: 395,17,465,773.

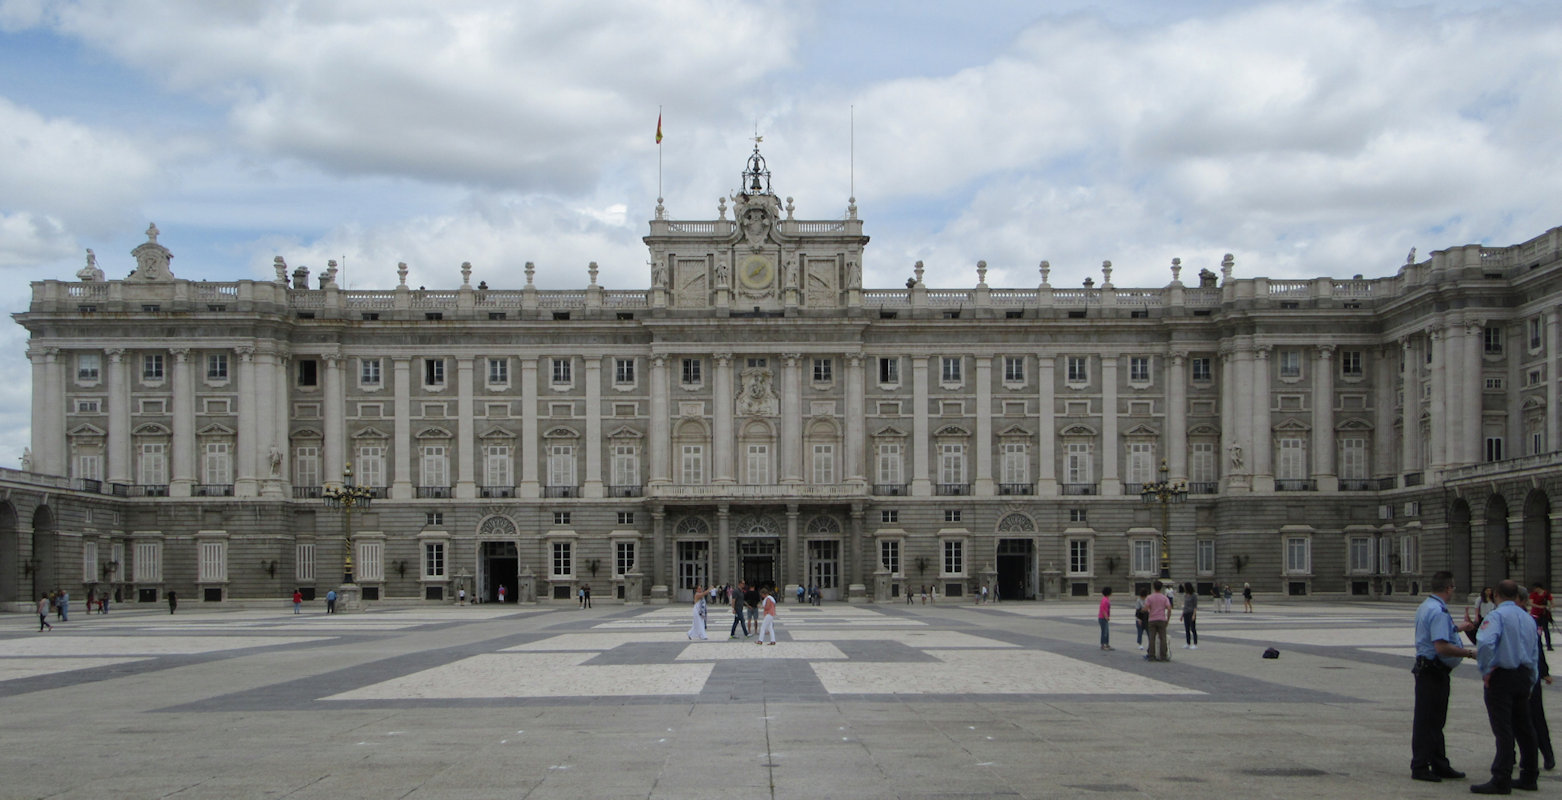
1410,570,1475,783
729,580,750,639
1471,580,1541,794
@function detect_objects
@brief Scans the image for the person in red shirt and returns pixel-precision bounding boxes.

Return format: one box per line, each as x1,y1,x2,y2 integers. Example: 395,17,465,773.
1098,587,1114,651
1531,582,1554,652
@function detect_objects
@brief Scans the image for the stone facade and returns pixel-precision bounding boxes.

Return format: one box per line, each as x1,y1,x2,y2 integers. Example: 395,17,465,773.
7,153,1562,609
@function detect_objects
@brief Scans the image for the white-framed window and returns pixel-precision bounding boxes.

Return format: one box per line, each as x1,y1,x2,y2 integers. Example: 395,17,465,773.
746,443,770,485
357,540,384,582
133,540,162,582
423,358,445,387
199,540,227,582
142,353,164,381
356,445,385,488
676,540,709,590
551,540,573,578
612,444,639,488
206,353,228,381
360,358,382,386
548,444,575,488
75,452,102,482
1069,508,1088,523
807,539,840,589
1190,442,1216,484
615,541,636,577
488,357,508,386
425,511,444,527
1067,539,1091,576
942,539,964,576
1340,351,1363,377
941,357,962,384
1191,357,1212,382
811,443,835,484
421,445,448,487
681,444,705,484
551,357,572,385
484,444,511,487
296,542,315,581
1065,442,1092,484
1126,442,1155,485
82,540,98,583
681,358,702,386
812,358,833,384
75,398,101,414
878,356,900,385
938,443,965,485
617,511,635,525
423,541,445,578
1196,539,1215,575
77,352,101,382
877,443,903,486
1129,356,1150,382
1277,437,1306,480
1279,350,1302,378
1285,536,1311,574
203,442,231,485
1484,326,1504,355
944,509,962,523
138,442,167,485
615,358,636,385
1348,536,1373,574
880,539,901,576
1131,539,1157,575
1003,356,1025,383
1401,535,1420,574
1339,438,1367,480
1066,356,1088,383
1485,436,1504,462
1001,442,1028,485
293,445,319,489
1533,430,1546,456
553,511,571,526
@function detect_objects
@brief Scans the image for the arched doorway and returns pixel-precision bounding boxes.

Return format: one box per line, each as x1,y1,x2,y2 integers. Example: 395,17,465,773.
0,501,18,604
1523,489,1552,588
1447,498,1472,596
31,504,59,600
1484,494,1509,585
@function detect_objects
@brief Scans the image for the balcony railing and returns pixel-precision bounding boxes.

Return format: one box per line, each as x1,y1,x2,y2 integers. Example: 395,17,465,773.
292,486,323,499
935,483,971,496
131,484,169,497
194,484,234,497
608,484,643,497
417,486,453,499
1339,478,1395,491
1061,483,1098,496
1187,482,1218,494
1403,472,1424,487
998,483,1034,496
480,486,516,498
365,486,389,499
1275,479,1317,492
544,485,579,498
1122,483,1145,495
872,483,908,496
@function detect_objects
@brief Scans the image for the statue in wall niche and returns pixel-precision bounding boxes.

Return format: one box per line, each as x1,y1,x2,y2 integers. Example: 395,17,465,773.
652,262,667,289
1228,444,1244,472
847,260,860,287
783,256,797,289
737,367,779,417
269,445,283,477
715,261,729,288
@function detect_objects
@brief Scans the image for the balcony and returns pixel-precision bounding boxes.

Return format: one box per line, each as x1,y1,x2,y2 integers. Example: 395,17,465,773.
1275,479,1317,492
935,483,971,496
1340,477,1395,491
132,484,169,497
292,486,322,499
1187,482,1218,494
646,483,865,500
1403,472,1424,487
608,485,643,498
480,486,516,498
998,483,1034,496
194,484,235,497
872,483,908,496
366,486,389,499
1122,483,1144,495
1061,483,1098,496
544,485,579,498
416,486,453,499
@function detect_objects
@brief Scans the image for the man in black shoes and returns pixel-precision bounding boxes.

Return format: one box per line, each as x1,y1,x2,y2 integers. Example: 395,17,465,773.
1411,571,1476,783
1471,580,1541,794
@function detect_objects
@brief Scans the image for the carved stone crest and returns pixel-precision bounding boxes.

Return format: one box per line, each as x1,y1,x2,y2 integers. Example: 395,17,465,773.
741,207,771,248
737,366,779,417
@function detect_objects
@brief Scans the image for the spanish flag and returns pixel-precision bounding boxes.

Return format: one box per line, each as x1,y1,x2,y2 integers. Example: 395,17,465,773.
655,113,663,144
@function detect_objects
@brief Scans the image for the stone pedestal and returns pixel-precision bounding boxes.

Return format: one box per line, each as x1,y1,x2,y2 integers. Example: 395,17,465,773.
1042,568,1062,601
518,568,536,605
847,583,866,603
650,584,670,604
872,567,891,604
624,572,645,604
979,563,998,602
338,583,361,612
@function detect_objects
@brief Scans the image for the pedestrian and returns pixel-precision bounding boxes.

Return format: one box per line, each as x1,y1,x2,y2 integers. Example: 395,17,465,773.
37,593,52,631
1097,586,1113,651
1222,584,1233,613
1410,570,1477,783
1529,582,1554,652
58,589,69,621
906,586,914,605
756,586,777,645
100,590,109,615
1470,579,1541,793
687,585,708,640
498,584,506,604
167,590,177,614
1523,593,1556,771
583,584,592,609
730,580,750,639
1134,586,1150,651
326,588,337,614
292,588,303,614
745,583,761,630
1143,580,1171,662
797,584,806,605
1468,586,1499,646
920,585,928,605
457,587,466,606
1181,582,1199,650
931,586,938,604
1242,582,1253,613
980,584,989,605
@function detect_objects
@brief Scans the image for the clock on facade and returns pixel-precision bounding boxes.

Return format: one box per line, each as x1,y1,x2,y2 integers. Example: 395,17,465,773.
739,255,774,290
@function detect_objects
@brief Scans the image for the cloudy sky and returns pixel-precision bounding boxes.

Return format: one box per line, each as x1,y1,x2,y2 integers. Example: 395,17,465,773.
1,0,1560,467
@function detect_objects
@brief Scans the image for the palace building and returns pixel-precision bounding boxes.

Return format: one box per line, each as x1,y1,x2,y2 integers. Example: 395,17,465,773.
6,148,1561,609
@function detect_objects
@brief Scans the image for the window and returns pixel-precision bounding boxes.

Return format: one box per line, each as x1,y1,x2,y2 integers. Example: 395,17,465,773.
1484,326,1504,355
357,540,383,582
1530,317,1543,350
612,444,639,488
142,353,164,381
880,539,901,576
877,443,903,486
1277,437,1306,480
616,541,636,577
198,540,227,583
74,453,102,481
1131,539,1156,575
1485,436,1504,462
1339,438,1367,480
746,444,770,485
812,358,833,383
1069,508,1087,523
938,443,965,485
138,442,166,485
294,446,319,488
421,445,448,487
1066,356,1088,383
1001,442,1028,485
552,541,573,578
357,445,385,488
1004,357,1025,383
424,358,445,387
548,357,574,385
1279,350,1302,378
553,511,571,526
488,358,508,385
1348,537,1372,573
677,541,709,590
81,540,98,583
1533,431,1545,457
133,540,162,582
296,543,315,582
360,358,382,386
425,511,444,527
746,358,767,369
1126,442,1155,485
811,443,835,484
941,357,962,383
878,357,899,384
423,541,446,578
206,353,228,381
1285,536,1311,574
1196,539,1215,575
1129,356,1150,382
548,444,576,488
75,398,101,414
880,510,899,524
681,444,705,484
1065,442,1092,484
1190,442,1216,483
937,509,959,524
1486,377,1505,390
615,358,635,384
77,353,100,381
484,444,511,487
942,539,964,576
1401,535,1420,574
203,442,231,485
1068,539,1091,575
681,358,702,385
297,359,318,387
1340,351,1363,377
617,511,636,525
1191,357,1211,382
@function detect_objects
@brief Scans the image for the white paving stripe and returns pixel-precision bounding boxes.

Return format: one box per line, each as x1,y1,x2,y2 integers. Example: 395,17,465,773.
1205,627,1406,647
787,630,1015,648
811,649,1205,695
504,633,671,651
0,656,151,682
324,652,714,700
0,636,332,656
674,642,847,660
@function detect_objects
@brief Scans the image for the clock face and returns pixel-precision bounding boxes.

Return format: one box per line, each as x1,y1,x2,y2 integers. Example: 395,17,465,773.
739,255,774,289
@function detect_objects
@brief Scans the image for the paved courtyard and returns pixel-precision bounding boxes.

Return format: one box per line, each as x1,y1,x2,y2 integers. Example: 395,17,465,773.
1,597,1555,799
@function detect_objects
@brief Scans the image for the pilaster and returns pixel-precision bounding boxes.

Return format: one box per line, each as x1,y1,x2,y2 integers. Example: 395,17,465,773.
170,347,195,497
844,352,866,484
391,357,412,500
780,353,802,485
583,356,603,498
713,353,735,484
973,355,994,495
1167,351,1188,483
647,355,669,489
1036,354,1056,494
1250,345,1273,492
456,356,476,499
322,352,345,487
1099,355,1120,495
911,356,931,496
521,357,541,497
1312,345,1336,491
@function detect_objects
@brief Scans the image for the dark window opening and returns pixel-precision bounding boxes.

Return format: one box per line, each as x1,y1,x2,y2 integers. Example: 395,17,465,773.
297,359,319,386
553,311,571,321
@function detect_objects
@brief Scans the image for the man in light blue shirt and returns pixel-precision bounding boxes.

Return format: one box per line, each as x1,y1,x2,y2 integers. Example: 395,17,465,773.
1411,570,1476,782
1471,580,1541,794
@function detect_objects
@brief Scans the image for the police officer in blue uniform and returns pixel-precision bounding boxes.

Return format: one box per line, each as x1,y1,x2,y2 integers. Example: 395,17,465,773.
1471,579,1542,794
1413,570,1476,783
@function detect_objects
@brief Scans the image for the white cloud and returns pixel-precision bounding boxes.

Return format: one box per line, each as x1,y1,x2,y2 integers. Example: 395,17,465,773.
0,96,158,234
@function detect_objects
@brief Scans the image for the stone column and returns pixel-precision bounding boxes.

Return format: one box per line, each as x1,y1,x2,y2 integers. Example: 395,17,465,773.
1251,345,1273,492
849,505,866,599
1427,325,1446,473
255,345,285,497
170,347,195,497
780,353,803,484
456,356,476,498
28,347,66,477
716,503,730,584
911,356,931,496
1037,354,1056,494
1312,345,1336,491
1167,351,1188,483
232,346,255,495
521,357,540,497
650,507,667,602
845,353,866,484
1219,346,1236,491
391,357,412,499
1374,344,1397,480
583,356,603,498
1100,356,1120,495
1443,321,1464,470
1401,339,1420,476
786,504,801,591
974,356,994,495
1465,320,1484,465
713,353,735,484
322,352,345,486
1549,309,1562,453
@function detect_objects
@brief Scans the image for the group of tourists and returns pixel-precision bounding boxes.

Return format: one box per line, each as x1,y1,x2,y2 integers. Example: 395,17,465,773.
687,581,778,644
1097,580,1204,658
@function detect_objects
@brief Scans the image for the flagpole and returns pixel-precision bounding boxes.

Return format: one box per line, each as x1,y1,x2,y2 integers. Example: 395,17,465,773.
657,105,663,202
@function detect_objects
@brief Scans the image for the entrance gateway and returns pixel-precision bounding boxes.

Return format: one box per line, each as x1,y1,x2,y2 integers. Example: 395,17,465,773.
739,538,778,590
996,538,1035,600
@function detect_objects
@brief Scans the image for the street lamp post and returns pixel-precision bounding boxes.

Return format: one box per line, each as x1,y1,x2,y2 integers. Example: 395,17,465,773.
1140,459,1188,580
322,462,373,611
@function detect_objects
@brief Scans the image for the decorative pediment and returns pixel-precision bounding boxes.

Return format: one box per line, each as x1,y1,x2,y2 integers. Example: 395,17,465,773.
415,426,453,440
997,424,1032,439
132,423,169,436
1060,424,1098,438
290,427,323,439
1522,395,1546,411
1188,423,1220,437
479,426,516,440
606,426,643,440
543,426,580,439
933,424,971,438
196,423,236,437
1123,423,1159,438
67,423,106,438
873,425,908,438
351,426,389,439
1273,418,1311,432
1336,417,1374,432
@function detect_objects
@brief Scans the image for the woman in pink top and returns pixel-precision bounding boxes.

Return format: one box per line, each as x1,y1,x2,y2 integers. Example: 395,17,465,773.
1098,587,1114,650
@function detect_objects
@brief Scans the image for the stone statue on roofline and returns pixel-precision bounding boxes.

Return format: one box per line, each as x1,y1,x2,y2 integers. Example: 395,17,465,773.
77,249,105,282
